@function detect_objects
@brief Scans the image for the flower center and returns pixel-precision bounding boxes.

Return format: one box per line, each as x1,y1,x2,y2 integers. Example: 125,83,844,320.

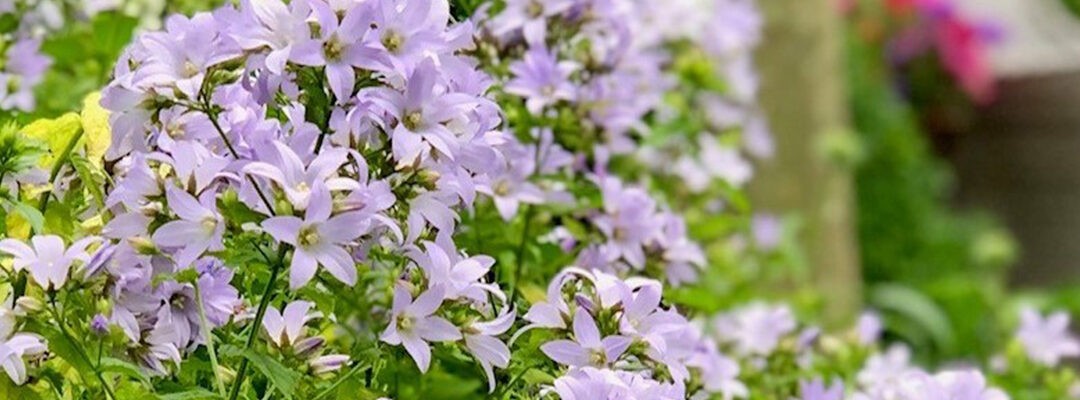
201,216,218,235
294,181,310,195
396,313,415,332
613,227,627,241
589,348,606,366
541,84,556,97
6,75,20,93
402,110,423,131
381,30,404,53
494,179,512,197
298,225,321,248
323,35,346,62
527,1,544,18
183,61,200,78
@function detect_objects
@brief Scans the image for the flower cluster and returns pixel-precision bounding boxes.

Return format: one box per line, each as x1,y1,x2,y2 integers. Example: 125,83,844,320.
521,267,746,399
0,0,1059,399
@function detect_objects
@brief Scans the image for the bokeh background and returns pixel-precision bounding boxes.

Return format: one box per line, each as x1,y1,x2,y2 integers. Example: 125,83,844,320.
751,0,1080,365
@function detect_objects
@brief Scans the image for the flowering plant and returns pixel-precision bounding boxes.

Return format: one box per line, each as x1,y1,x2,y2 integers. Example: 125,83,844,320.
0,0,1073,399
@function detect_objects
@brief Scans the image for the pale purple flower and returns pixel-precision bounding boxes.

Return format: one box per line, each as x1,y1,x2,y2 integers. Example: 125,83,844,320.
477,154,545,221
0,310,46,385
795,378,844,400
408,241,495,301
289,0,385,101
592,177,658,269
540,311,632,367
309,354,350,374
550,367,684,400
701,135,753,187
232,0,313,74
151,185,225,269
506,45,577,114
371,59,478,163
857,344,916,389
243,141,353,211
0,37,51,112
138,13,241,98
935,370,1009,400
380,284,462,373
1015,307,1080,367
368,0,452,76
714,303,796,356
751,213,781,250
489,0,574,45
196,258,241,327
405,191,459,243
262,300,322,348
262,185,372,288
464,311,514,392
688,340,748,398
0,235,100,290
856,311,883,346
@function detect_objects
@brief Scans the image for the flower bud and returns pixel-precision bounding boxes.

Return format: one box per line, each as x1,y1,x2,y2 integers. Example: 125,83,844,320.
293,336,325,358
309,354,349,375
14,297,44,314
90,314,109,336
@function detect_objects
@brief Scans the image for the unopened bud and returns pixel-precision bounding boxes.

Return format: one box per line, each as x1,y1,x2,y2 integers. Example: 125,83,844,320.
309,355,349,375
293,336,325,358
14,297,43,314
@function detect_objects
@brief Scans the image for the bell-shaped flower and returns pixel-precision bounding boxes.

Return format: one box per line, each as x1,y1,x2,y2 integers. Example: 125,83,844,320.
0,235,100,291
540,311,631,368
262,185,372,288
464,310,514,392
243,141,352,211
151,184,225,269
289,0,386,101
262,300,322,349
1015,307,1080,367
380,284,461,373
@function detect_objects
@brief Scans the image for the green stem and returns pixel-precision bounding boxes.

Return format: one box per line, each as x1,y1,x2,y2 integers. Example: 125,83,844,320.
312,365,368,400
37,126,85,213
193,281,227,397
227,246,287,400
511,205,534,296
49,294,116,400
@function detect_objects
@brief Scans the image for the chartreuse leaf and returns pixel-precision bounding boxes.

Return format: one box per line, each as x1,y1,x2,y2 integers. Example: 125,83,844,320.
242,350,301,399
20,113,82,168
80,91,111,166
0,374,43,399
100,357,152,387
3,199,44,237
42,328,97,388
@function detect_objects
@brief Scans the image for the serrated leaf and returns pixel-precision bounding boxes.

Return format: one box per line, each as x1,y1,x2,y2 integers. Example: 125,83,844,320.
242,350,301,399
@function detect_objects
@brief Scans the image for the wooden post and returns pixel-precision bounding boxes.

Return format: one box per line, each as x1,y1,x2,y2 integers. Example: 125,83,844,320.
750,0,862,327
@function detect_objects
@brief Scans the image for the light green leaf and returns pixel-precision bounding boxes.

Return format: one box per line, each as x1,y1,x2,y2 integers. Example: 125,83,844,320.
242,350,301,399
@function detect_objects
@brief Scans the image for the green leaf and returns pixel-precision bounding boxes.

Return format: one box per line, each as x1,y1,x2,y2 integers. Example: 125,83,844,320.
242,350,302,399
157,388,225,400
100,357,151,386
70,154,106,208
42,329,96,387
91,12,140,57
0,375,42,400
6,200,44,234
869,284,956,355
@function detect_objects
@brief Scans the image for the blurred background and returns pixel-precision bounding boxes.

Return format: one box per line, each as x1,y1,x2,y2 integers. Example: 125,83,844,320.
752,0,1080,365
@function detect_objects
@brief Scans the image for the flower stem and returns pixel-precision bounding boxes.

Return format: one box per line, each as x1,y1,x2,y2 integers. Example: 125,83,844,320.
37,126,85,213
193,281,227,397
49,294,116,400
227,246,287,400
511,205,534,297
